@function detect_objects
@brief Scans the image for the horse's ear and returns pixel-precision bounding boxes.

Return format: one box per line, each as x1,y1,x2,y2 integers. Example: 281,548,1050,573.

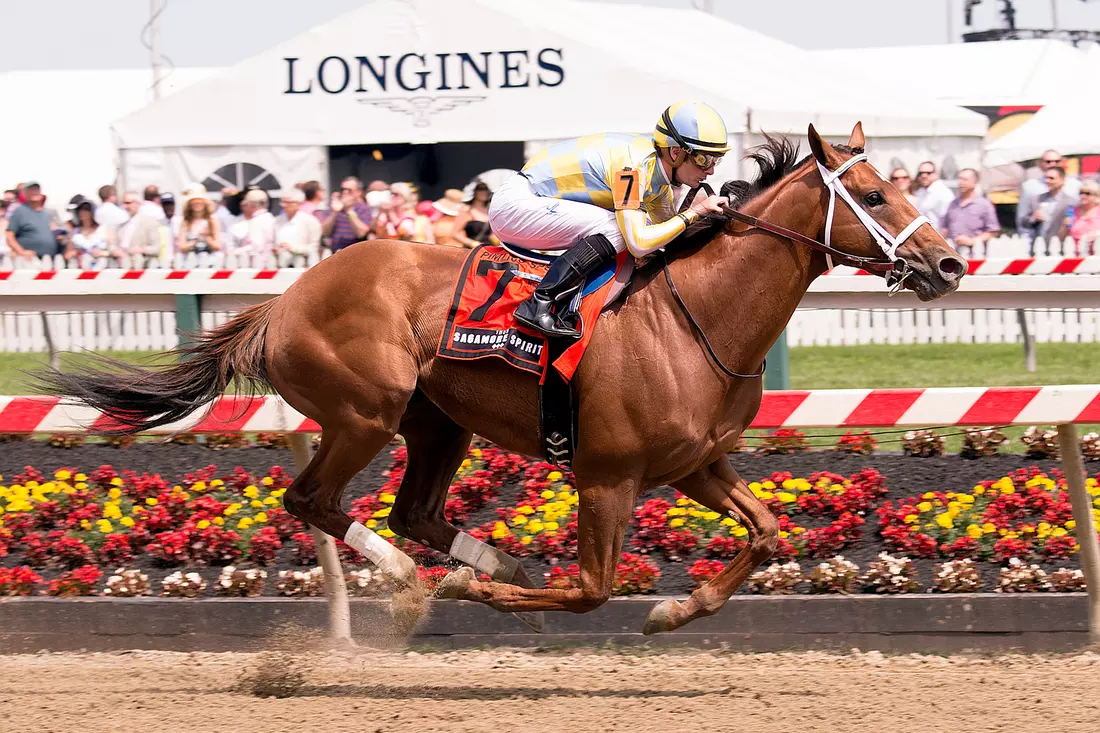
807,124,840,168
848,121,866,150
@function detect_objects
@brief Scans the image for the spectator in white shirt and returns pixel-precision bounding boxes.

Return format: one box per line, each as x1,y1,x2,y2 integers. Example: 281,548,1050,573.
275,189,322,260
914,161,954,230
229,188,276,260
94,185,129,233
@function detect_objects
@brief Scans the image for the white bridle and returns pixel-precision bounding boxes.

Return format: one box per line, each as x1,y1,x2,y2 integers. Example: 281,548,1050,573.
817,153,932,283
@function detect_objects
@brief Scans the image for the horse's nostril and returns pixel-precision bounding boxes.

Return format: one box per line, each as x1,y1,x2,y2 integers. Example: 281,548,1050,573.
938,256,965,279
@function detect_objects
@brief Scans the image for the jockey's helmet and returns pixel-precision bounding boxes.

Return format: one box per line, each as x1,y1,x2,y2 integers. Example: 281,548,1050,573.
653,101,731,160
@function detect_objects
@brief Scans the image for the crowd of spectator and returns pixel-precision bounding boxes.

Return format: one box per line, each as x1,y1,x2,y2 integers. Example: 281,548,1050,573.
889,147,1100,256
0,175,502,267
6,153,1100,268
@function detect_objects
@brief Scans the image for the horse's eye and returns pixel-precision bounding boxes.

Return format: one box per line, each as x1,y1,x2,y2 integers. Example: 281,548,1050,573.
864,191,885,207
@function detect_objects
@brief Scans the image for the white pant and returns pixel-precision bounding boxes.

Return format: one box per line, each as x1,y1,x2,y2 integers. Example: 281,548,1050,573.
488,174,627,253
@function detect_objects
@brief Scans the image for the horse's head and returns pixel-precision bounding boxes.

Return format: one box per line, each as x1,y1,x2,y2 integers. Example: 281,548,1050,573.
807,122,965,301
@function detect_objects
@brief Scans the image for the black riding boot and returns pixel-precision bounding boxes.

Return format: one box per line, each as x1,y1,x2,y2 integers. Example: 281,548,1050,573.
514,233,618,339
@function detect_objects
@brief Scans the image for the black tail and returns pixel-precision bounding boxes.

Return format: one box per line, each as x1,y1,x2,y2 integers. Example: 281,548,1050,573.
34,299,279,434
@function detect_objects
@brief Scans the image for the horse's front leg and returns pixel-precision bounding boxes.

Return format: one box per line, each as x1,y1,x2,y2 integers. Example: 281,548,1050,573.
644,455,778,634
437,477,639,613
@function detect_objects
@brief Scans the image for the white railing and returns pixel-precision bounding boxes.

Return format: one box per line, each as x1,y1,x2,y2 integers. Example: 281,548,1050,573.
2,234,1099,353
0,249,330,354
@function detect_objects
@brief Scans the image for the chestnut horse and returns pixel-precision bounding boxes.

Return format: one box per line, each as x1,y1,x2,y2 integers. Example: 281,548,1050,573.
41,124,964,634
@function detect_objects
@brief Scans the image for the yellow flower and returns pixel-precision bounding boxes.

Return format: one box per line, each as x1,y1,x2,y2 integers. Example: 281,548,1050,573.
1066,520,1077,530
520,536,533,545
917,501,933,513
145,497,158,506
373,507,392,518
196,519,211,529
966,524,982,539
732,526,749,537
378,528,395,538
270,488,286,498
120,517,135,528
904,514,918,524
380,492,395,504
518,505,535,515
703,511,720,521
80,519,92,530
791,527,805,535
512,515,528,526
74,473,87,482
254,512,268,523
210,480,224,488
670,518,685,528
720,517,736,527
935,513,954,529
982,522,997,533
490,521,510,540
223,504,239,516
922,492,936,499
782,479,798,490
243,486,259,499
776,492,797,503
54,470,71,481
237,518,252,529
778,530,789,539
261,477,274,486
97,520,113,534
212,517,224,526
460,459,472,470
107,487,122,500
557,491,573,501
527,520,545,533
1052,527,1068,537
110,477,123,487
541,490,555,500
547,471,563,481
192,481,207,492
250,500,264,509
471,448,482,459
263,497,279,506
103,504,122,520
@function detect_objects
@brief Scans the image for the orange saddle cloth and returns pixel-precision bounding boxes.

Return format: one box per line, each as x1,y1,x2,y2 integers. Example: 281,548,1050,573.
437,244,630,383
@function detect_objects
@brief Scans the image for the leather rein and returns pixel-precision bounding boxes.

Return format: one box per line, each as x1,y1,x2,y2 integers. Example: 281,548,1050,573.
662,155,924,381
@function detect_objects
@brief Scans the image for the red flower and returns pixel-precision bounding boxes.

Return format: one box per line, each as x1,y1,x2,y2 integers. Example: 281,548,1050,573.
46,565,102,597
98,534,134,564
0,566,42,596
247,526,282,566
687,558,725,586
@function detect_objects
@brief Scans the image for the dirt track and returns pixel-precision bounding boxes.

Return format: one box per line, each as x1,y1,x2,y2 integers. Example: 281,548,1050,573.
2,647,1099,733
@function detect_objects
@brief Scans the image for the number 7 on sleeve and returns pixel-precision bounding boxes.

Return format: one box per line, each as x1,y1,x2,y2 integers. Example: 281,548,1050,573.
612,169,641,211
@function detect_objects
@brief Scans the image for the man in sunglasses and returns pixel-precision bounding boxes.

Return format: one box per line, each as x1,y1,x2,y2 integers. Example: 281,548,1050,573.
490,100,730,338
1016,149,1079,244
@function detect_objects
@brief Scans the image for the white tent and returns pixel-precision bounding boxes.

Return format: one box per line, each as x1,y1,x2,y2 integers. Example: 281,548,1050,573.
984,45,1100,166
813,39,1086,108
112,0,988,194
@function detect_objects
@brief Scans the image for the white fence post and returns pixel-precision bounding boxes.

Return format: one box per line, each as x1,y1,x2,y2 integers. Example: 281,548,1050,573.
1056,424,1100,646
289,433,353,644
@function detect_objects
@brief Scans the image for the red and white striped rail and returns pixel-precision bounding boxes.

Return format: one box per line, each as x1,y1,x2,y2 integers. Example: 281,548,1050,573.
825,256,1100,276
3,386,1097,433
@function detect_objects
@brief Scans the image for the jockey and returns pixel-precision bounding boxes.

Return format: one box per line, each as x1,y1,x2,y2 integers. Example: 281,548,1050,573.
489,100,731,338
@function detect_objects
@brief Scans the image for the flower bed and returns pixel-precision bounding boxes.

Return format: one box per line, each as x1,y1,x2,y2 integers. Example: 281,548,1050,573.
0,439,1097,596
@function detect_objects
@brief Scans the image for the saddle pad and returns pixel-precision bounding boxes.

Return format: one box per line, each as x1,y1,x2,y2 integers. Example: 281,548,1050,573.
437,245,628,383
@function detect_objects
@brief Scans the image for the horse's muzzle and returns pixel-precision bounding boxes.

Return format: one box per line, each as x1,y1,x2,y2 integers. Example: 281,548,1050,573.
903,251,965,302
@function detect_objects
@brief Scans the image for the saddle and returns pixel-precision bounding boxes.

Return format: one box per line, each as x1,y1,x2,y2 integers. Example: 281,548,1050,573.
437,243,632,467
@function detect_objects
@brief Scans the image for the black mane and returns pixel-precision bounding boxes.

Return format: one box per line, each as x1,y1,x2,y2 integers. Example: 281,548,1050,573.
674,134,863,250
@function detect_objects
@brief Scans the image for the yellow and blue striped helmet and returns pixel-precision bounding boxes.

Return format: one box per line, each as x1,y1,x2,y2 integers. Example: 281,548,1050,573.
653,101,730,154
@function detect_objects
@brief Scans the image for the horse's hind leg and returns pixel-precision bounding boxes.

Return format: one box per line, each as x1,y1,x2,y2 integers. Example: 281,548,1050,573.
643,455,779,634
388,395,545,629
282,420,418,587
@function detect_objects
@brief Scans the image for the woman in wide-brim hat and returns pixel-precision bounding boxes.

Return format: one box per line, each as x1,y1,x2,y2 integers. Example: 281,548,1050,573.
431,188,465,247
451,179,496,249
177,182,222,254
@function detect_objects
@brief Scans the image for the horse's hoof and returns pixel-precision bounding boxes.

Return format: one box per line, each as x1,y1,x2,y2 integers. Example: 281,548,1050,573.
377,551,419,590
435,566,475,599
642,598,683,635
512,611,545,633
